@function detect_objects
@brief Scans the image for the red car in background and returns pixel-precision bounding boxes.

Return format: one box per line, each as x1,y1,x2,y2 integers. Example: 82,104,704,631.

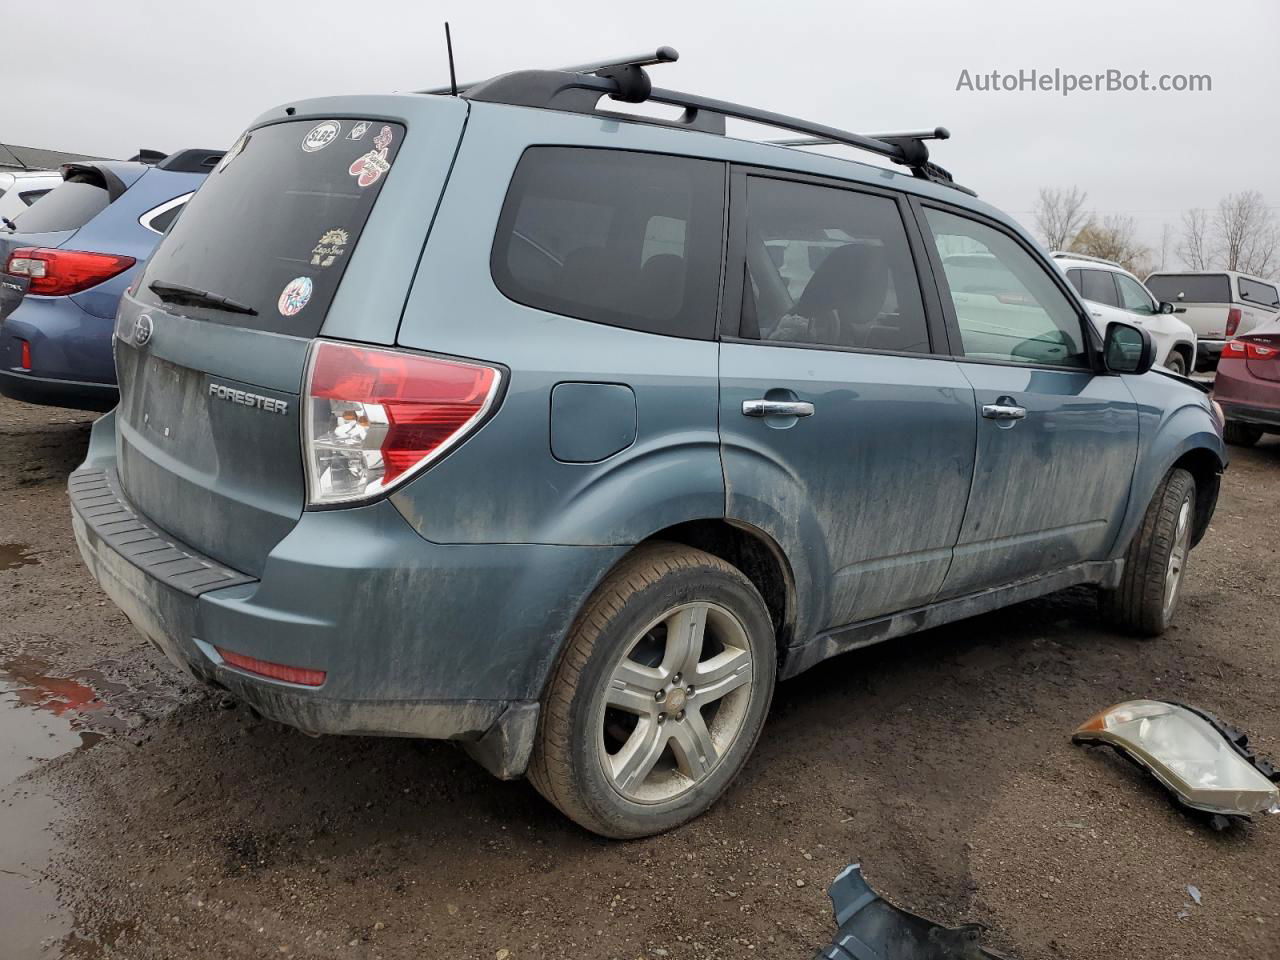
1215,314,1280,446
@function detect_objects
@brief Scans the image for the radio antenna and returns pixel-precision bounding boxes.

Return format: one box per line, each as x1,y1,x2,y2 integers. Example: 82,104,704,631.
444,22,459,96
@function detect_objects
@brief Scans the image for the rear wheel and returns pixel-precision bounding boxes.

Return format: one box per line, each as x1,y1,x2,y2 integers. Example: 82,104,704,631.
1100,468,1196,636
529,542,776,838
1224,421,1264,447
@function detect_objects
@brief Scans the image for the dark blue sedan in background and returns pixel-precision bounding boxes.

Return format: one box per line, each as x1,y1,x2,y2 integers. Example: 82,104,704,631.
0,148,222,409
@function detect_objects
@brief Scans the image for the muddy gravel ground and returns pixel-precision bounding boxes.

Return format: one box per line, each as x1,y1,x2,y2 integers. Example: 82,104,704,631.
2,393,1278,960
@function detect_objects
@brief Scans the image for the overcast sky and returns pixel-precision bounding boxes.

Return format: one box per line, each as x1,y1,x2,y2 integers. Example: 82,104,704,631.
7,0,1277,259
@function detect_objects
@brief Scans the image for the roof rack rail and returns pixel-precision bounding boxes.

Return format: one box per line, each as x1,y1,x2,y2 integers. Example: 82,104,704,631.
419,48,970,194
1051,251,1124,268
418,46,679,97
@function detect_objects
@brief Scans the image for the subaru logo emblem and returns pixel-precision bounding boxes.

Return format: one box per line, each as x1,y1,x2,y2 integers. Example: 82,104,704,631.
133,313,154,346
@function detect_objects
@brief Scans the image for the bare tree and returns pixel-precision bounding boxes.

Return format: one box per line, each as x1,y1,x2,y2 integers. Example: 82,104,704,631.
1033,186,1092,252
1177,208,1211,270
1157,223,1175,273
1213,191,1278,277
1069,215,1150,273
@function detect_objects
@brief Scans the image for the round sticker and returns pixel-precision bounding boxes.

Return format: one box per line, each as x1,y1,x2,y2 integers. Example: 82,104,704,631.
278,276,314,316
301,120,341,153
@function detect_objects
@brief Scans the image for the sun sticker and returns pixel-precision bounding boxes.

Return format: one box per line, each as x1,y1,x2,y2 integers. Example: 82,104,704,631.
216,132,249,174
311,228,349,267
278,276,314,316
301,120,342,153
348,125,395,188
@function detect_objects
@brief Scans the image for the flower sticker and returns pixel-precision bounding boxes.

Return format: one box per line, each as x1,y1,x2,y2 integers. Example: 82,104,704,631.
278,276,314,317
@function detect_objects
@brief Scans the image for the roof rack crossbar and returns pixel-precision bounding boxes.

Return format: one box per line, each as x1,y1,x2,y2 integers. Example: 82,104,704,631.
417,46,678,96
430,54,971,192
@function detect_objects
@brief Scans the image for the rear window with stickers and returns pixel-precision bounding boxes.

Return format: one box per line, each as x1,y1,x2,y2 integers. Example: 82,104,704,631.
136,118,403,336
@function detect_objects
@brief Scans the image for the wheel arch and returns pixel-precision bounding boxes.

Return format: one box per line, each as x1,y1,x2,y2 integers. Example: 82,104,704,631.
1170,445,1223,548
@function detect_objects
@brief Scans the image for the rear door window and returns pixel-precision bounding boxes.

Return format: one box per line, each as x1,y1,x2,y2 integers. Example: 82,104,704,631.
1238,277,1280,309
1145,273,1230,304
1080,269,1120,306
12,177,108,232
137,119,404,336
739,176,931,353
490,147,725,339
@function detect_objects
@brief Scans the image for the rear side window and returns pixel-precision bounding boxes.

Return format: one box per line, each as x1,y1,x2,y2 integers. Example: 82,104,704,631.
139,195,190,235
12,177,108,232
740,177,930,353
1238,277,1280,309
491,147,725,339
1145,273,1230,304
1080,269,1120,307
20,189,51,207
138,119,404,336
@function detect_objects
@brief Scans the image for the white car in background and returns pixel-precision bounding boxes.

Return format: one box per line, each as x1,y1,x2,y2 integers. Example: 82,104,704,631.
1143,270,1280,371
1053,253,1198,376
0,169,62,228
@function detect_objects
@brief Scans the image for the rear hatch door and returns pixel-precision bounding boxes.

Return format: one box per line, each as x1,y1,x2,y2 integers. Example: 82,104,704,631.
1145,273,1231,339
115,101,467,577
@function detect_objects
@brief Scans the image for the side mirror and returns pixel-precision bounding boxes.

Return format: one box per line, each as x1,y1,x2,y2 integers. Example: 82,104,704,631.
1159,301,1176,315
1104,321,1156,374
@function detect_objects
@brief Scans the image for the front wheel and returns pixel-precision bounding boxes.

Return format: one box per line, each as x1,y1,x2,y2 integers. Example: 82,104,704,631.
1100,468,1196,636
528,542,776,838
1164,350,1187,376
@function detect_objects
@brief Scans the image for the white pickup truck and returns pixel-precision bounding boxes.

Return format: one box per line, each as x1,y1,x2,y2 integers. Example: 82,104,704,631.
1144,270,1280,371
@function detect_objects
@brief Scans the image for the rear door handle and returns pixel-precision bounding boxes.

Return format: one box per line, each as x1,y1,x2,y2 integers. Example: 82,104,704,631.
981,402,1026,421
742,399,815,418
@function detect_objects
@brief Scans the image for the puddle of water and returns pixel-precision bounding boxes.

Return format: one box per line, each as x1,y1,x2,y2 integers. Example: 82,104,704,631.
0,657,126,786
0,784,72,957
0,542,40,571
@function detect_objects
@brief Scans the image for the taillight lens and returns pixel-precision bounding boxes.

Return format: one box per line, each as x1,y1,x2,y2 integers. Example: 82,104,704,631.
303,340,502,506
1225,307,1242,337
1225,339,1278,360
5,247,136,296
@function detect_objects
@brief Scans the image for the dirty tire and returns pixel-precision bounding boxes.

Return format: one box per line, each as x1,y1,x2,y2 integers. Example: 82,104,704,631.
1165,351,1187,376
528,542,776,839
1100,468,1196,637
1223,421,1263,447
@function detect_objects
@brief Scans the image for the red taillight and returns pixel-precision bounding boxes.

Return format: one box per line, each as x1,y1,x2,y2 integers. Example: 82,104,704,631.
1225,339,1278,360
1225,307,1242,338
215,647,326,687
5,247,136,296
304,340,502,506
19,339,31,370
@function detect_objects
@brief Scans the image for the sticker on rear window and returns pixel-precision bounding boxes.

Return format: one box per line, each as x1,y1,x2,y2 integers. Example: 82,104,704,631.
346,121,371,141
301,121,342,153
348,125,394,188
278,276,314,316
311,228,349,267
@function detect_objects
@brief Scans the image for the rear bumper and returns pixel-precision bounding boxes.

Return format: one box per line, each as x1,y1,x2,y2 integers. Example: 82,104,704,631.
69,437,625,778
0,367,118,410
0,294,118,410
1218,401,1280,430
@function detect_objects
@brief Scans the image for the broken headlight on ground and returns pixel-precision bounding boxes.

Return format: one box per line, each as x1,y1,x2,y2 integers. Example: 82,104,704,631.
1073,699,1280,824
813,863,1008,959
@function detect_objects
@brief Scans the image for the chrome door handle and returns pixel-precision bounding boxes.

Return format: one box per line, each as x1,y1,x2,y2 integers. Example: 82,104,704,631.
742,399,815,418
981,403,1026,421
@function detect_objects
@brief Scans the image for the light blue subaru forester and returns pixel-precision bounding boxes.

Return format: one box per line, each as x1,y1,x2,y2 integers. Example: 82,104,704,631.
69,49,1225,837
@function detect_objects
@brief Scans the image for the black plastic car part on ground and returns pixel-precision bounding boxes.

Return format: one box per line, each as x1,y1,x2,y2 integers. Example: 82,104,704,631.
813,863,1008,959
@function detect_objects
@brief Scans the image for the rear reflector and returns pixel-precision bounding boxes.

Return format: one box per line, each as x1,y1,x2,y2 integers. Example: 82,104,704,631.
5,247,136,296
1226,307,1242,338
304,340,502,506
19,339,31,370
215,647,326,686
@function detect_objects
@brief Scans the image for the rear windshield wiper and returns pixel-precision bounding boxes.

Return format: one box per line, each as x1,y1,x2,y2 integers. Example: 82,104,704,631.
148,280,258,316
